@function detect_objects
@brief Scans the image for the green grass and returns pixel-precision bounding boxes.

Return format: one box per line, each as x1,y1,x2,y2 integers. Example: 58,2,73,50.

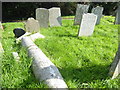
1,16,120,88
35,16,119,88
1,22,48,88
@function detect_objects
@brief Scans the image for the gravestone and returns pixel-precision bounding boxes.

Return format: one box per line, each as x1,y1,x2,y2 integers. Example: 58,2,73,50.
0,21,3,30
78,13,97,36
74,4,90,25
49,7,62,27
36,8,49,28
13,28,26,38
115,3,120,24
109,45,120,79
25,17,40,33
92,6,104,25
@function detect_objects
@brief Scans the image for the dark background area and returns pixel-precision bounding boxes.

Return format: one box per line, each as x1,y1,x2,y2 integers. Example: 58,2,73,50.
2,2,118,22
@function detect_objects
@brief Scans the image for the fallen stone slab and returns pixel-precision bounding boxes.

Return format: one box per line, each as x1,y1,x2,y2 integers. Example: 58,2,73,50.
21,37,68,88
28,32,45,41
16,32,45,43
12,52,20,62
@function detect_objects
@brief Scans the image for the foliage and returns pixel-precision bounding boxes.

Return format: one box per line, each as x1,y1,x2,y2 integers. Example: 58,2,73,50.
2,2,118,22
35,16,119,88
1,16,119,88
1,22,48,88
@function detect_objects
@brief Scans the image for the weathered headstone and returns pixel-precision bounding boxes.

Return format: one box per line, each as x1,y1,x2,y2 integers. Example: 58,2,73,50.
109,45,120,79
36,8,49,28
115,3,120,24
49,7,62,27
92,6,104,25
78,13,97,36
13,28,26,38
74,4,90,25
25,17,40,33
0,21,3,30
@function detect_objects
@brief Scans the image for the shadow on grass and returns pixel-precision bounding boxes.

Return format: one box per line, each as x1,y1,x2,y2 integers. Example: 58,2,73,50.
58,64,110,84
58,34,78,38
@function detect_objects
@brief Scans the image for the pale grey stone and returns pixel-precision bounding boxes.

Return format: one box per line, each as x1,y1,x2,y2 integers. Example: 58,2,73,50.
109,45,120,79
21,37,68,88
78,13,97,36
74,4,89,25
0,21,3,30
28,32,45,41
25,17,40,33
49,7,62,27
92,6,104,25
36,8,49,28
12,52,20,62
115,4,120,24
0,42,4,54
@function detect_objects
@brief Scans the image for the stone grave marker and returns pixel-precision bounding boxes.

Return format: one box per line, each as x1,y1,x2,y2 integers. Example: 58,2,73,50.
78,13,97,36
74,4,90,25
92,6,104,25
0,21,3,30
25,17,40,33
115,3,120,24
36,8,49,28
49,7,62,27
109,45,120,79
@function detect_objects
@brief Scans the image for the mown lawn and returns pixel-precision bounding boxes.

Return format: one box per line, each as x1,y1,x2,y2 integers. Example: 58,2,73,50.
1,16,120,88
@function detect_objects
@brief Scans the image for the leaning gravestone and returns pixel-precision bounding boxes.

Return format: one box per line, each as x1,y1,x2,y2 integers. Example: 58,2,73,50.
109,45,120,79
78,13,97,36
115,3,120,24
92,6,104,25
36,8,49,28
25,17,40,33
49,7,62,27
74,4,89,25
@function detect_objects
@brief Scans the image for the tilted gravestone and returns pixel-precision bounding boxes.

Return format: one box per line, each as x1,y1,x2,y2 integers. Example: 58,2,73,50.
25,17,40,33
109,45,120,79
49,7,62,27
115,3,120,24
36,8,49,28
13,28,26,38
78,13,97,36
92,6,104,25
74,4,90,25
